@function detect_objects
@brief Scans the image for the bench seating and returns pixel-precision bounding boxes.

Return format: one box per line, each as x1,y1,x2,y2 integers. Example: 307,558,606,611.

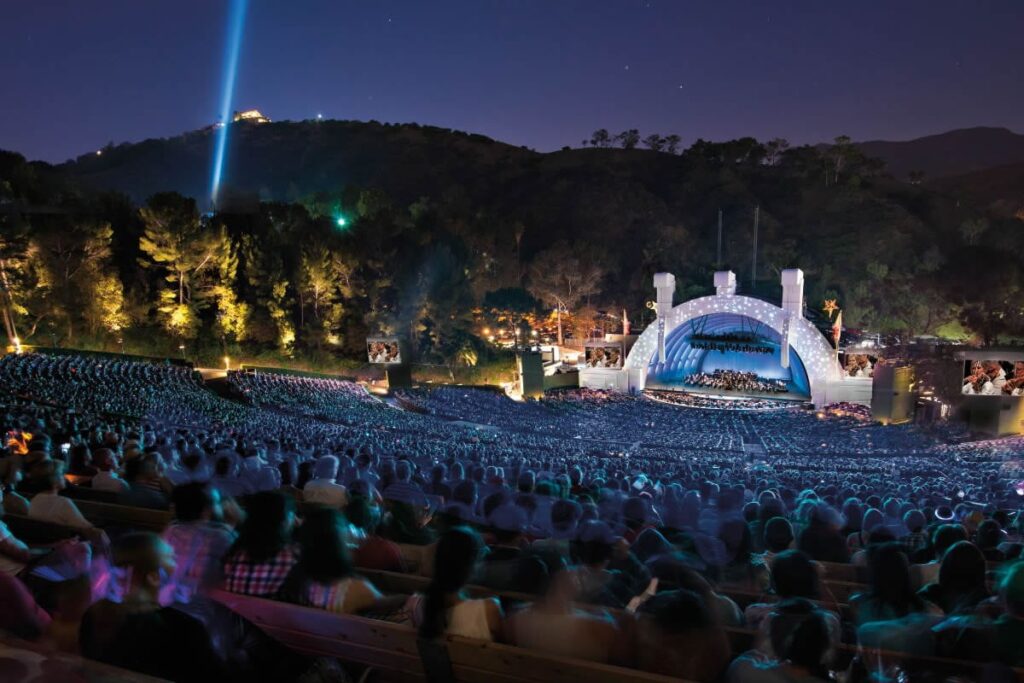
210,589,1023,683
2,514,80,544
0,636,169,682
209,589,681,683
71,500,170,531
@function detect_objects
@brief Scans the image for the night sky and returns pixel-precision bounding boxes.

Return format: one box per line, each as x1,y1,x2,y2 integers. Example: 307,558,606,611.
3,0,1022,163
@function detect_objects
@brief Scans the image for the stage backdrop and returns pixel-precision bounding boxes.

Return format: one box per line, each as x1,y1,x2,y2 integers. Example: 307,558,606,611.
646,312,811,395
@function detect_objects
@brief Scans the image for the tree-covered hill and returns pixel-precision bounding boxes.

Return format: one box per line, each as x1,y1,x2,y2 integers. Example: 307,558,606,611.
1,120,1023,369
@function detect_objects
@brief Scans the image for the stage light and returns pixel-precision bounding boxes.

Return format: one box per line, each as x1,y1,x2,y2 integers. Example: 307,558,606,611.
335,215,348,229
210,0,250,205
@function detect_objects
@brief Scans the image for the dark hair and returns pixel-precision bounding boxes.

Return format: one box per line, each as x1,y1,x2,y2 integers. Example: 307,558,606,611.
231,491,295,562
645,588,714,633
345,495,378,532
296,461,313,489
296,507,354,584
112,532,165,576
768,598,830,677
277,460,296,487
770,550,821,599
68,444,92,473
938,541,988,611
932,524,967,556
865,542,923,617
171,483,214,523
214,456,231,477
976,520,1001,549
764,517,795,553
419,527,483,639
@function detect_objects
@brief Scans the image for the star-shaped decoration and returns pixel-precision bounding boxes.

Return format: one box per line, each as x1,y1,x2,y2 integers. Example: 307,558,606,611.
823,299,838,319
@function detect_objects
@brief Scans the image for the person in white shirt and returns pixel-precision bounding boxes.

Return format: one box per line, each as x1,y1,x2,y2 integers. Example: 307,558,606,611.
90,449,129,493
303,455,348,508
0,490,32,576
28,461,107,548
28,462,92,530
982,360,1007,395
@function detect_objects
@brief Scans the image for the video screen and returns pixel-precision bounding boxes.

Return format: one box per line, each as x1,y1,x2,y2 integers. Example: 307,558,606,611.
367,338,402,364
584,344,622,368
840,353,878,378
962,359,1024,396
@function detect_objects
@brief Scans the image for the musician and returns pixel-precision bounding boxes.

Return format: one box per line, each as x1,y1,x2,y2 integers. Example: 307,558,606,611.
1004,361,1024,396
963,361,987,395
983,360,1007,395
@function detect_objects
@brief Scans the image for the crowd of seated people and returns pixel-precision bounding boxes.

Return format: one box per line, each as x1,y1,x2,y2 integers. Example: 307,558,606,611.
0,352,1023,681
685,370,789,394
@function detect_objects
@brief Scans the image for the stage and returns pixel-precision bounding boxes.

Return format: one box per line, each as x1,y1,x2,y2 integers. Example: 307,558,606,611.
645,383,811,403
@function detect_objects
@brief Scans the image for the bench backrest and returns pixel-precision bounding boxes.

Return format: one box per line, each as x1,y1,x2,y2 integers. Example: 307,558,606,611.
72,500,171,531
2,514,79,543
209,589,681,683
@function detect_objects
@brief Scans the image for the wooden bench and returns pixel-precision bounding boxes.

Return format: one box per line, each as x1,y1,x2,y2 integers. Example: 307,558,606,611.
209,589,681,683
2,514,80,544
0,636,168,682
72,500,171,532
210,589,1022,683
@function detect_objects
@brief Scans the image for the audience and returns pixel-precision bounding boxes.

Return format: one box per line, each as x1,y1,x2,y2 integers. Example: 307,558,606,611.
0,352,1022,682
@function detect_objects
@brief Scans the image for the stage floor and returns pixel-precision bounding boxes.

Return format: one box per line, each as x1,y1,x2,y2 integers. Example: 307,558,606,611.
645,382,811,403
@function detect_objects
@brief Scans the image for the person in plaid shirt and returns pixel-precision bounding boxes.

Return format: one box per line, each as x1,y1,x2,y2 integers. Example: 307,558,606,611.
161,483,237,603
223,491,299,598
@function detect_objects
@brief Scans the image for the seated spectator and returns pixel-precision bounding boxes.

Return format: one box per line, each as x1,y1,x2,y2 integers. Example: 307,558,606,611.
761,517,794,566
991,561,1024,667
90,449,129,493
1,459,30,516
285,506,383,614
80,533,223,681
798,503,850,564
852,542,939,625
574,520,635,608
382,459,425,507
120,453,170,509
976,519,1006,562
729,599,833,683
638,589,731,681
479,504,546,593
67,444,97,477
381,500,437,546
506,561,622,663
745,550,841,657
910,523,967,588
222,491,299,598
347,489,405,572
162,483,237,602
302,455,348,508
0,489,32,576
919,540,989,615
405,526,502,641
719,518,769,591
27,461,98,535
0,571,51,640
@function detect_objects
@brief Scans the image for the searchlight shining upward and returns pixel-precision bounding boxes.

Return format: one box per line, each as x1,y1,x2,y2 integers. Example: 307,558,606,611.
210,0,249,207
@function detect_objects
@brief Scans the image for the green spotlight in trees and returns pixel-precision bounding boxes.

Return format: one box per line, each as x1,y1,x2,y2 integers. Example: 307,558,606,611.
335,215,348,229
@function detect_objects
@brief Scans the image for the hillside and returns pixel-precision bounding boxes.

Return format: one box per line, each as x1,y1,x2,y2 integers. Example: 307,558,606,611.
927,161,1024,215
856,126,1024,181
3,120,1023,362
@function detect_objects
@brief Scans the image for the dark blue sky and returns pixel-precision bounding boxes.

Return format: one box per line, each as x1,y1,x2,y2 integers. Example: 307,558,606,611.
2,0,1022,163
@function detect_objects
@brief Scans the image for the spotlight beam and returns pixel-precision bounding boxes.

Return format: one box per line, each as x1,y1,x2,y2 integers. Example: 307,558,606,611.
210,0,249,207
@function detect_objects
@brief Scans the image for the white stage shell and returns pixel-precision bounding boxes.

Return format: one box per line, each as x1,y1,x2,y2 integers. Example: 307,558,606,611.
623,287,844,405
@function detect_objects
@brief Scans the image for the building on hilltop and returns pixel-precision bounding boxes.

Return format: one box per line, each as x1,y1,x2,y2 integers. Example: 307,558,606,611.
232,109,271,124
